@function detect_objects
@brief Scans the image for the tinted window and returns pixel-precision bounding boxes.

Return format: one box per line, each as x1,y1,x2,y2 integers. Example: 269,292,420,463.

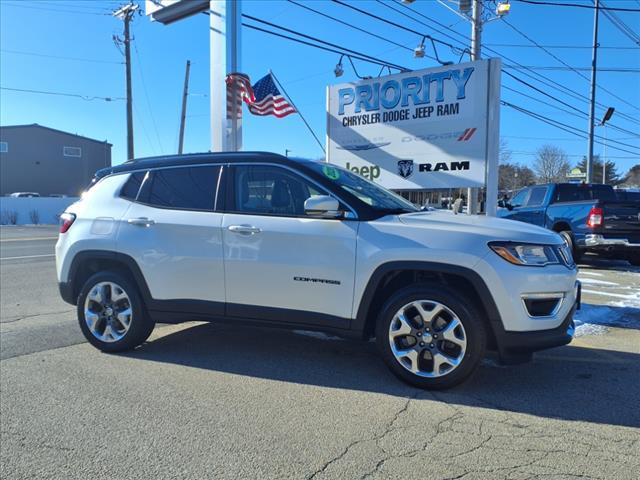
138,166,220,211
526,186,548,207
554,184,615,203
120,171,146,201
233,165,326,216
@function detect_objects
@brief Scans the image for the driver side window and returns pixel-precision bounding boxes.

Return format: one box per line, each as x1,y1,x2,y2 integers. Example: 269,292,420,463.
232,165,324,216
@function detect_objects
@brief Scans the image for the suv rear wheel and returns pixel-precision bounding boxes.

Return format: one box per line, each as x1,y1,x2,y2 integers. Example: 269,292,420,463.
376,284,486,389
77,271,155,352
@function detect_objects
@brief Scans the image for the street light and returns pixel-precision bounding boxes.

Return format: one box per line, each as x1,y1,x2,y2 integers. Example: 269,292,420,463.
496,1,511,16
334,55,344,77
598,107,615,185
414,37,426,58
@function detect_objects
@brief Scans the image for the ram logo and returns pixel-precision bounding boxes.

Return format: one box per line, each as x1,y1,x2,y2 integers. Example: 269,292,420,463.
397,160,414,179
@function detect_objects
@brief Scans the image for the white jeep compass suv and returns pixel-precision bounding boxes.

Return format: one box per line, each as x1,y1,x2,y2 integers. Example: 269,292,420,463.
56,152,580,389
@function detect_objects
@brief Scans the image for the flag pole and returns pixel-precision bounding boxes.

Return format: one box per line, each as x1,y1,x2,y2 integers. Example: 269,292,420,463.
269,70,326,155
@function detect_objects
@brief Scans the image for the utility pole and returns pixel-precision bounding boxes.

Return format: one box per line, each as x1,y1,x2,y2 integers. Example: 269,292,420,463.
587,0,600,184
113,3,138,161
178,60,191,154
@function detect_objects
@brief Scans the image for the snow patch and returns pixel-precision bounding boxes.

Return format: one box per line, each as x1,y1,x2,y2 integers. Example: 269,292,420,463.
578,278,619,286
578,271,604,277
574,303,640,337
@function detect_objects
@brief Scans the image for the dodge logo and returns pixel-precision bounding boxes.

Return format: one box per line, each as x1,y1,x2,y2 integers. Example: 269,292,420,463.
397,160,414,179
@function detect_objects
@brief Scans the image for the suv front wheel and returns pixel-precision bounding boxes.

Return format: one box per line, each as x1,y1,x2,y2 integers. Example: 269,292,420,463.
77,271,155,352
376,284,487,389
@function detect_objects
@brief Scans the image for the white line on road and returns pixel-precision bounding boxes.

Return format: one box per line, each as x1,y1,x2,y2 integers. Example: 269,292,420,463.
0,237,58,243
0,254,55,261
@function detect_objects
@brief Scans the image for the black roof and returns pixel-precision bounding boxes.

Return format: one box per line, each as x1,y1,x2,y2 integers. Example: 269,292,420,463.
96,151,309,178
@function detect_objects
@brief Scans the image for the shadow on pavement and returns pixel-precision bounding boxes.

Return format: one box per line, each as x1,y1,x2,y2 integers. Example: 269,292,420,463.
124,322,640,429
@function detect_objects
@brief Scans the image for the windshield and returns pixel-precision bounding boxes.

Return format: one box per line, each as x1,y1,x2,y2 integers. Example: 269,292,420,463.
306,162,418,213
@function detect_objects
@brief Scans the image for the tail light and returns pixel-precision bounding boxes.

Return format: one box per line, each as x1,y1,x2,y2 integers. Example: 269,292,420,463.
587,207,603,228
60,213,76,233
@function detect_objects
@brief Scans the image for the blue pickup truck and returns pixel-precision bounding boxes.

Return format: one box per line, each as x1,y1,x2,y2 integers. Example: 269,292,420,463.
498,183,640,265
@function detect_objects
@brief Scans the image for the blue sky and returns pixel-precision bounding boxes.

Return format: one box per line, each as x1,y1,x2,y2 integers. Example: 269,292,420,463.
1,0,639,174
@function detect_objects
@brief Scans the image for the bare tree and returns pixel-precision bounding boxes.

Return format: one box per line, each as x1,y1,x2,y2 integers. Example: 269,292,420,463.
499,163,536,191
533,145,570,183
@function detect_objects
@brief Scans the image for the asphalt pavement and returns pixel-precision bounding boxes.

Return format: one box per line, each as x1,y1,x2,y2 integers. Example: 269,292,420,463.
1,225,639,480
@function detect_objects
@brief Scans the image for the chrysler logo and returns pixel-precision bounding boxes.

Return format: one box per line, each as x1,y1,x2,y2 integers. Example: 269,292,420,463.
397,160,414,179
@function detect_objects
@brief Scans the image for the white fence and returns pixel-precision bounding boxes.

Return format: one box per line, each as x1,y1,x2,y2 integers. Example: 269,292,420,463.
0,197,79,225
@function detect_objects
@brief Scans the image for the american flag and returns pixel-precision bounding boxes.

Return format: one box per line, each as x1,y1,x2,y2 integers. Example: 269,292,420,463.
226,73,296,119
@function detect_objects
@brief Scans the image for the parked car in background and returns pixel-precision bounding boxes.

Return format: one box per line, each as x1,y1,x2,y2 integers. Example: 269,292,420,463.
499,183,640,265
9,192,40,197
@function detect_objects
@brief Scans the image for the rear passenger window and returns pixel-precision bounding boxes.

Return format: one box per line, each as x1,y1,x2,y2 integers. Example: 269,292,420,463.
120,172,146,201
138,166,220,211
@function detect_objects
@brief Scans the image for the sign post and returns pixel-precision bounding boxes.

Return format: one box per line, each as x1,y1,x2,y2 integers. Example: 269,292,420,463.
326,58,501,213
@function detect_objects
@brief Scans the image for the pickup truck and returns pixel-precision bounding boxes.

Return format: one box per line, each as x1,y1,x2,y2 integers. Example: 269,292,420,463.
499,183,640,265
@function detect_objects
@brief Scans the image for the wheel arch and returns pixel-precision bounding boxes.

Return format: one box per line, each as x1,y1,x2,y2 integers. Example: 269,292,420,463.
353,261,502,348
66,250,152,306
552,221,571,233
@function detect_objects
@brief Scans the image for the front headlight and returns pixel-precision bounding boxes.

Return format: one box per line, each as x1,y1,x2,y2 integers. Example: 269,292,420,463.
489,242,560,267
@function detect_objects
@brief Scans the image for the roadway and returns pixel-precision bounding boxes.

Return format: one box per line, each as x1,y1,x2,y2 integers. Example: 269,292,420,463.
1,225,639,479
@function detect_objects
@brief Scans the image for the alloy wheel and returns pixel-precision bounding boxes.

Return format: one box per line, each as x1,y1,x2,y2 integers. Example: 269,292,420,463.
83,281,133,343
388,300,467,378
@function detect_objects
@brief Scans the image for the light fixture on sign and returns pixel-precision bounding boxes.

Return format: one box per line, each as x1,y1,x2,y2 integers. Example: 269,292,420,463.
334,55,344,77
497,1,511,16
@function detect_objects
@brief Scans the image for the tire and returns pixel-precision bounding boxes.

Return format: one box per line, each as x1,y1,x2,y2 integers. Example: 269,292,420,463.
77,271,155,352
559,230,582,264
375,283,487,390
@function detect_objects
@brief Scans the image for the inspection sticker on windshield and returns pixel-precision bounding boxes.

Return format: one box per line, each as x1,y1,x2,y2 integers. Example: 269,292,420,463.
322,166,340,180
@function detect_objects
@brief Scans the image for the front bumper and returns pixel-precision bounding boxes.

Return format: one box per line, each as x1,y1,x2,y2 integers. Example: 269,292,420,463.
494,283,579,364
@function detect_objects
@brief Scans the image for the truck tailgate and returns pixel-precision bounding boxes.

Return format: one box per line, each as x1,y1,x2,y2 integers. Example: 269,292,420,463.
599,201,640,243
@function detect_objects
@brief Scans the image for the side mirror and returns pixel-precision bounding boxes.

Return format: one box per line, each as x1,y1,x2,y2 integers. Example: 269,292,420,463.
304,195,342,218
507,203,515,211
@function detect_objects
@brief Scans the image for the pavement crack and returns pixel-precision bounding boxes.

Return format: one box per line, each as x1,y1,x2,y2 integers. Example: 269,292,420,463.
2,309,74,324
307,392,418,480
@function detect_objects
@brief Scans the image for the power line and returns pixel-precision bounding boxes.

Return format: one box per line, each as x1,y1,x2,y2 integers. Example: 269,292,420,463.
513,0,640,12
502,18,640,112
241,21,405,71
485,43,639,50
0,86,124,102
1,2,110,16
390,0,640,126
502,101,640,156
0,48,122,65
286,0,419,58
133,41,164,153
600,2,640,46
243,13,409,71
504,66,640,73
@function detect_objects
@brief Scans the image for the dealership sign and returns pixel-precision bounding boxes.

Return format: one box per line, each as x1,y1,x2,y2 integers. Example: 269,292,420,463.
326,59,501,190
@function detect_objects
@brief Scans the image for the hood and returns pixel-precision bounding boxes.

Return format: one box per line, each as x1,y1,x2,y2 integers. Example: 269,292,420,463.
397,211,563,245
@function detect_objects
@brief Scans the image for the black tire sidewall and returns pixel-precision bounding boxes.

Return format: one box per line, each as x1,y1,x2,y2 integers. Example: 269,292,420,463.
559,231,582,263
375,284,486,390
77,271,154,353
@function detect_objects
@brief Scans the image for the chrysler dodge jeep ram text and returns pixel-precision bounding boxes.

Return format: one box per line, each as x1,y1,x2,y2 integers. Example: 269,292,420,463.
56,152,579,389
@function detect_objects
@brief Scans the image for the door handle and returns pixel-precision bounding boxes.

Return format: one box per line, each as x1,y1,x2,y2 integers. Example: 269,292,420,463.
227,225,261,235
127,217,155,227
